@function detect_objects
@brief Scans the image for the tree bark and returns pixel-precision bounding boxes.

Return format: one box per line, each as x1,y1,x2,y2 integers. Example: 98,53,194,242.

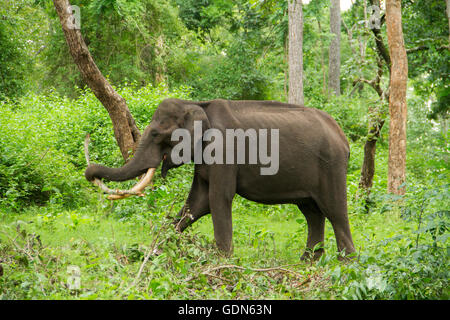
288,0,304,105
386,0,408,195
447,0,450,45
53,0,140,161
359,112,385,191
317,19,327,96
328,0,341,96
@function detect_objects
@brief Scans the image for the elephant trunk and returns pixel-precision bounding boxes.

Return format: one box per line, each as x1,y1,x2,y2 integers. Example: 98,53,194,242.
84,160,149,182
84,134,159,200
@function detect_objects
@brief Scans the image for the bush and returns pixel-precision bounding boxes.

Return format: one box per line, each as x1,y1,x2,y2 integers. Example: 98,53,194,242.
0,9,31,100
329,180,449,299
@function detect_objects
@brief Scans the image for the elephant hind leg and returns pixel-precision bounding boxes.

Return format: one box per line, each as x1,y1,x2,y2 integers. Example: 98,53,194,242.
297,201,325,261
314,187,356,259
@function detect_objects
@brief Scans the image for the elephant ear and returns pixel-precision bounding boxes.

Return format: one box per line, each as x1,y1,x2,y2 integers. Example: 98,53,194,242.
183,104,210,156
183,104,210,134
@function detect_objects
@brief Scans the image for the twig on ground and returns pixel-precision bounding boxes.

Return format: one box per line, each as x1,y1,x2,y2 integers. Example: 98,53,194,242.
202,272,234,284
294,276,311,288
185,263,304,283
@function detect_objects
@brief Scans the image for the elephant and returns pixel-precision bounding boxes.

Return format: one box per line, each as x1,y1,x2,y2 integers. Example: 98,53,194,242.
84,98,356,259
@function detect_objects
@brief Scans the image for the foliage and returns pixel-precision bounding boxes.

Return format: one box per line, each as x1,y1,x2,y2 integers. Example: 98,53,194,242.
184,38,271,100
328,180,449,299
0,171,447,299
174,0,234,35
0,0,448,300
0,1,39,99
37,0,187,96
402,0,450,120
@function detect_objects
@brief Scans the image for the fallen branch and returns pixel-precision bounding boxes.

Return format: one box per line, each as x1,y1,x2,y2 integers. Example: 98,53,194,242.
185,263,304,283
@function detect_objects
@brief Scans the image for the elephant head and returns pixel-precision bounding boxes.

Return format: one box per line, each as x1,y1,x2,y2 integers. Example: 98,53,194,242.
84,98,210,199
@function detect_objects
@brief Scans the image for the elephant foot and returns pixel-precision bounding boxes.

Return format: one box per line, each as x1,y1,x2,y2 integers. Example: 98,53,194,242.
300,248,324,262
216,245,233,258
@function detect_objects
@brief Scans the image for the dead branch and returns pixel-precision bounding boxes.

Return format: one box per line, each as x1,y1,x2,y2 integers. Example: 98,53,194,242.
185,263,305,283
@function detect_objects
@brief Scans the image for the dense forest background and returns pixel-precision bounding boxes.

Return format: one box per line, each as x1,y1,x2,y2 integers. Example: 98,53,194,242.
0,0,448,299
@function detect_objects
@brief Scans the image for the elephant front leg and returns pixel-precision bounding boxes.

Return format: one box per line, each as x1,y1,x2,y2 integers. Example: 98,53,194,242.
298,202,325,261
208,166,236,254
175,172,210,232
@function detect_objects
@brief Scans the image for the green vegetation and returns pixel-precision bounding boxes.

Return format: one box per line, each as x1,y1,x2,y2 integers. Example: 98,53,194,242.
0,0,448,299
0,86,448,299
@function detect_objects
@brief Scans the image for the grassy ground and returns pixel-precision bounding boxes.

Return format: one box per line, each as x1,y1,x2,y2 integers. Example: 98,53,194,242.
1,185,447,299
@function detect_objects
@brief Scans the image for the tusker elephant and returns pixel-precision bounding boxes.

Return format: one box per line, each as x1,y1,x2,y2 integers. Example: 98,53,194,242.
84,98,355,259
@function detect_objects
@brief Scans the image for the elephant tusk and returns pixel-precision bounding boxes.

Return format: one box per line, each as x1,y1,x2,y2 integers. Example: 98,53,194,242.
84,134,156,200
89,167,156,200
105,168,156,200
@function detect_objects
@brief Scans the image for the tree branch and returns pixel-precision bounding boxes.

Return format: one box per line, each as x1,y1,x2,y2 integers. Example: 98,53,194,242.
406,44,450,54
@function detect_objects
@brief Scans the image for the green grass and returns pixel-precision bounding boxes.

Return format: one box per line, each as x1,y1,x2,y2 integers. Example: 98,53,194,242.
1,182,447,299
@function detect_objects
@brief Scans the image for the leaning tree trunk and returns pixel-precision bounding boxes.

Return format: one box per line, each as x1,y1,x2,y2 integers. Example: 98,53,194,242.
53,0,140,161
328,0,341,96
386,0,408,195
359,45,389,194
288,0,304,105
357,0,392,194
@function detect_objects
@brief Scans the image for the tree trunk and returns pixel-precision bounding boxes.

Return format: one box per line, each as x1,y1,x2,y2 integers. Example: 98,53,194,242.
154,35,166,84
288,0,304,105
386,0,408,195
359,111,385,191
358,56,387,193
356,0,391,195
328,0,341,96
53,0,140,161
317,19,327,96
446,0,450,45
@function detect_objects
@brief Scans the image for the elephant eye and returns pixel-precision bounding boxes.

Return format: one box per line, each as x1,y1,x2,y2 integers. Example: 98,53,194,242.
150,129,159,137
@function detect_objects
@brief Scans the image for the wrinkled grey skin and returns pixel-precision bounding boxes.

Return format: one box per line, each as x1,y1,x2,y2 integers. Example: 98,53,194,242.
85,99,355,259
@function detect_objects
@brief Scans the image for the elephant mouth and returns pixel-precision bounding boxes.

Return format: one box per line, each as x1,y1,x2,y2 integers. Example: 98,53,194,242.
84,134,158,200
